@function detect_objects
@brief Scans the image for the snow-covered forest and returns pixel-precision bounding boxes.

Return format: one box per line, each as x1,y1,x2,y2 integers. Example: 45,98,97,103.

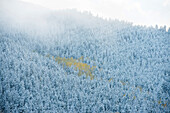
0,0,169,112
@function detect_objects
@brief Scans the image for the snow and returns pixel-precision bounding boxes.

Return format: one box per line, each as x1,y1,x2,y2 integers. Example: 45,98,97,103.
0,0,169,112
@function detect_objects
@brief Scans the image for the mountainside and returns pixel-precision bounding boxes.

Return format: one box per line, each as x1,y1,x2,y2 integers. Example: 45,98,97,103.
0,0,170,112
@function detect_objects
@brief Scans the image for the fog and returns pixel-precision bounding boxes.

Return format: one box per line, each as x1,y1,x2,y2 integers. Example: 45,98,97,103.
0,0,52,37
21,0,170,30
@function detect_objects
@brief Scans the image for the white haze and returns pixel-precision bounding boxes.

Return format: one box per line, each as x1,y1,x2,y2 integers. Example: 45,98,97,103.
0,0,169,34
21,0,170,30
0,0,49,32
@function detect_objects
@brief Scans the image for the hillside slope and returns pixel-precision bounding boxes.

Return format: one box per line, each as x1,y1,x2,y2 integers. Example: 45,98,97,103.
0,0,170,112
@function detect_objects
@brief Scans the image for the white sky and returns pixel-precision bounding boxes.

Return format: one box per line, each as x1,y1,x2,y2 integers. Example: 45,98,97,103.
22,0,170,29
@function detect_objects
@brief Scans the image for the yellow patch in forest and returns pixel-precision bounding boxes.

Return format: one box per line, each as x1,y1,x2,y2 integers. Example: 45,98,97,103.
133,96,136,99
158,99,161,104
120,81,126,85
55,56,96,80
137,86,142,92
162,103,167,108
108,78,113,82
